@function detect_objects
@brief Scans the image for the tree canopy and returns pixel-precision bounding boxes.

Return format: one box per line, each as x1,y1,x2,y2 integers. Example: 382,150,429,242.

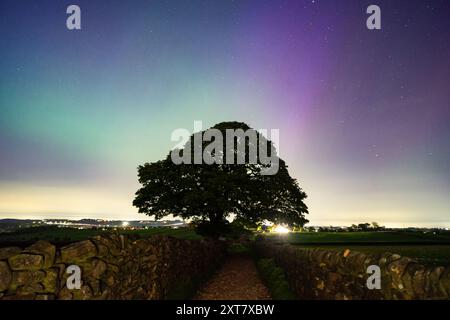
133,121,308,236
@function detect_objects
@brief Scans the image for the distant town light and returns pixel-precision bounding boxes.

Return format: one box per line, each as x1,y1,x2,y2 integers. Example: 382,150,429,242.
273,225,290,234
122,221,129,227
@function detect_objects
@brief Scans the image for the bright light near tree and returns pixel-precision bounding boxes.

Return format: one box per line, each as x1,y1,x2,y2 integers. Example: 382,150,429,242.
122,221,129,227
273,225,290,234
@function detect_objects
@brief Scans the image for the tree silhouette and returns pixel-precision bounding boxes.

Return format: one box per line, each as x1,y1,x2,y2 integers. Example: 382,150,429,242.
133,121,308,236
358,223,371,231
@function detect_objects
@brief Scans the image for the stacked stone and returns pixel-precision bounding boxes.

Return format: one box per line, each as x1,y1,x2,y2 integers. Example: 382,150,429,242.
253,240,450,300
0,235,226,300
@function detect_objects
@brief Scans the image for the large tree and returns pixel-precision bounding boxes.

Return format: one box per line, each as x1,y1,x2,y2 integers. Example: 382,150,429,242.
133,121,308,236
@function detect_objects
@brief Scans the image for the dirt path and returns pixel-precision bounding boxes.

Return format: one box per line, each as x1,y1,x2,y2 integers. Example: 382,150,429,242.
194,255,271,300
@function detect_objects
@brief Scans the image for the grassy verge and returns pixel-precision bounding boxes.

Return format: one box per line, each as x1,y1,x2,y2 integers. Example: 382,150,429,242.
167,256,224,300
256,258,296,300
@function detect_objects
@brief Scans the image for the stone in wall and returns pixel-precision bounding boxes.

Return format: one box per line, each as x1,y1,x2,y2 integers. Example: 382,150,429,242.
60,240,97,262
253,240,450,300
0,235,225,300
0,261,11,291
24,241,56,268
0,247,21,260
8,254,44,271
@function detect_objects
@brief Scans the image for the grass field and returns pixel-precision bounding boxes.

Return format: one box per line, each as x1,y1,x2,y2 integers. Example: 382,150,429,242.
0,225,202,246
265,231,450,266
303,245,450,266
265,231,450,244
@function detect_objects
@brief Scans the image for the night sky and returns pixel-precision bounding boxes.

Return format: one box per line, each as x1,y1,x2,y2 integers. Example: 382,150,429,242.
0,0,449,227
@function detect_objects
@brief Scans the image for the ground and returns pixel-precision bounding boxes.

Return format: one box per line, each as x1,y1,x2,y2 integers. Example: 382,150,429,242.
194,255,271,300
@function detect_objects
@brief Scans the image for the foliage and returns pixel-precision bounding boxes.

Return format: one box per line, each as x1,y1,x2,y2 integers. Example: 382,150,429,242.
191,219,231,238
348,222,385,232
227,242,251,254
167,256,223,300
133,121,308,237
256,258,296,300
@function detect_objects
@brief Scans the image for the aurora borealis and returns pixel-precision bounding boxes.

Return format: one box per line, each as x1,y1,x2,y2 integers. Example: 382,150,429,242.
1,0,449,227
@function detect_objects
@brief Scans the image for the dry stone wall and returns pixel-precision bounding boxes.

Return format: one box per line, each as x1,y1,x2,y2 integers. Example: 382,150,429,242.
254,240,450,300
0,235,226,300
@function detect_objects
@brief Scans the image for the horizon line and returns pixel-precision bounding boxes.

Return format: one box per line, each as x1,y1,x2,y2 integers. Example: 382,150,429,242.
0,216,449,229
